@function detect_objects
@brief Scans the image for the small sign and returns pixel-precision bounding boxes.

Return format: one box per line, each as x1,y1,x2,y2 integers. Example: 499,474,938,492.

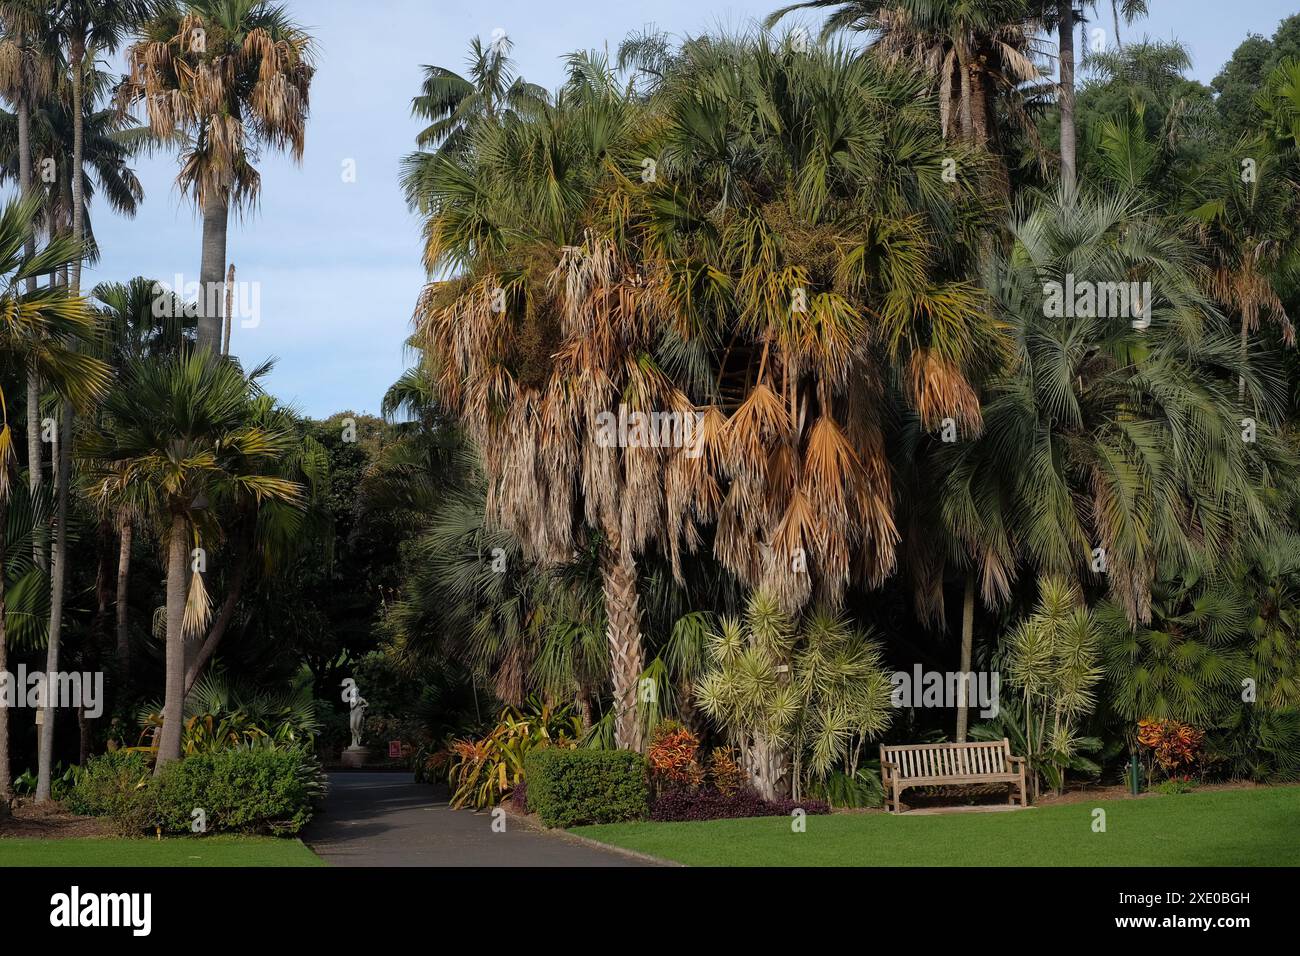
388,740,402,759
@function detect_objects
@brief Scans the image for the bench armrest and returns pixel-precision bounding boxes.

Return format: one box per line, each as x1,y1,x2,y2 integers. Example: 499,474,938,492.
1006,756,1026,766
880,760,898,770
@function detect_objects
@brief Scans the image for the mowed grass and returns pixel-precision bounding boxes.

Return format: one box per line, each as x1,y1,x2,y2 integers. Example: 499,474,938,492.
574,786,1300,866
0,835,325,867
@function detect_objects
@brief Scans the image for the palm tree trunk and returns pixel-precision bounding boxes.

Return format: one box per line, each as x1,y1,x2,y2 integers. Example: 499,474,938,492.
601,531,645,753
36,399,71,802
115,510,132,683
969,63,989,147
0,496,12,820
198,189,230,354
38,51,87,802
1112,0,1123,49
222,263,235,357
156,514,189,771
17,100,45,573
956,571,976,742
1239,307,1251,402
1058,1,1078,192
957,47,974,143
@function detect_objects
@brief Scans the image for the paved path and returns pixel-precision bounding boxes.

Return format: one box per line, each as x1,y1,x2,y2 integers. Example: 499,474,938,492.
303,773,651,867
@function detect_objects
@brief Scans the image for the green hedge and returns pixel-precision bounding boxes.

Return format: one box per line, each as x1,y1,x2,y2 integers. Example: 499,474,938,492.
524,748,649,828
68,746,325,836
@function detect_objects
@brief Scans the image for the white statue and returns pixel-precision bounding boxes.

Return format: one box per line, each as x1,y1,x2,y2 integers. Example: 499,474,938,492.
348,696,369,749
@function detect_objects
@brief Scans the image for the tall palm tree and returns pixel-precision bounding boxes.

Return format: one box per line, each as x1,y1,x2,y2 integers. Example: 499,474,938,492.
120,0,314,353
0,196,110,814
942,188,1297,626
400,35,547,215
416,39,1000,749
35,1,146,802
0,0,56,558
87,351,302,769
1042,0,1149,190
766,0,1048,166
1191,137,1299,401
87,277,192,681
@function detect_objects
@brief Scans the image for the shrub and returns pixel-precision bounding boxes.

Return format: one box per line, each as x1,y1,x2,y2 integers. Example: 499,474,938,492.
151,745,325,835
650,785,829,822
524,748,649,827
647,722,702,789
69,746,324,836
1154,776,1198,795
66,752,155,834
1138,718,1205,778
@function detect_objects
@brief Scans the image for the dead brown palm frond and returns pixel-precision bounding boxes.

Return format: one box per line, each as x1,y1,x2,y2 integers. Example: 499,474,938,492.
723,380,791,475
907,348,984,433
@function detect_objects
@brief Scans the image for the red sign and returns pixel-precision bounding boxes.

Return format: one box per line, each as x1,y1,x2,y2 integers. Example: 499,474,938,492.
388,740,402,758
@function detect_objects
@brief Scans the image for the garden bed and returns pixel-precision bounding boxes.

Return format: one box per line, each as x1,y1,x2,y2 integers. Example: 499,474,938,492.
0,803,115,840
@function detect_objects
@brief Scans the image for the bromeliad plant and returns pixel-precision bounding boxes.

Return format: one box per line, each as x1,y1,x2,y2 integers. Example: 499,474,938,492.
446,698,582,810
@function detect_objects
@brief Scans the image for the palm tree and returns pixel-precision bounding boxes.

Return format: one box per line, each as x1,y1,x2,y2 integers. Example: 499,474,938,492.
0,0,57,553
1042,0,1149,189
87,351,302,769
0,195,110,814
120,0,314,353
87,277,192,681
416,38,1000,749
942,188,1297,626
35,1,147,802
766,0,1048,169
1191,137,1299,401
400,35,547,215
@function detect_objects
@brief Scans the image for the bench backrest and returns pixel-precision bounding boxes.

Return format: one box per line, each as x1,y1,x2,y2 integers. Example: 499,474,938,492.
882,739,1011,779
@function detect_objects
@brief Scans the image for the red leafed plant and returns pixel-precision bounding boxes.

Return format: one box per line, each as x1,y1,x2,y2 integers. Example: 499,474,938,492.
647,721,703,788
706,747,745,796
1137,718,1205,775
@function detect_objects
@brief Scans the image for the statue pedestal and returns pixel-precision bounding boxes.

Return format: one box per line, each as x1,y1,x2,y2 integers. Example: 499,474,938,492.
341,746,372,768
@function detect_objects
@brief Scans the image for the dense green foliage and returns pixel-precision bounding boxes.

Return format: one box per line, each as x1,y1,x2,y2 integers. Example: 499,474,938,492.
67,746,324,836
524,748,650,827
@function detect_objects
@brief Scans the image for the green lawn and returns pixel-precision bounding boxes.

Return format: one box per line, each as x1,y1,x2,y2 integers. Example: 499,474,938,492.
574,786,1300,866
0,835,325,867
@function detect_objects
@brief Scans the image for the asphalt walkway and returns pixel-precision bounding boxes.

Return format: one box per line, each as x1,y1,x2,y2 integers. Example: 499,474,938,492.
303,772,651,867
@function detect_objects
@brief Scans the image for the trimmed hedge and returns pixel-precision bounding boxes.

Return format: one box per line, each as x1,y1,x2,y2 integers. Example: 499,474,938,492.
524,748,649,827
68,746,324,836
152,746,324,835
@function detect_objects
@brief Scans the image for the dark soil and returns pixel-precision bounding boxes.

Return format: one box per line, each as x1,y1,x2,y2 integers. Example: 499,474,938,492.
0,801,114,839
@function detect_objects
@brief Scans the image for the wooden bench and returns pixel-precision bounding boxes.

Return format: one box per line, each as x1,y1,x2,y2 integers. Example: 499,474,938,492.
880,739,1027,813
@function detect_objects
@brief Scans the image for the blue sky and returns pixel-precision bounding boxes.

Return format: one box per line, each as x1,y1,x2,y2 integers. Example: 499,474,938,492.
61,0,1300,418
